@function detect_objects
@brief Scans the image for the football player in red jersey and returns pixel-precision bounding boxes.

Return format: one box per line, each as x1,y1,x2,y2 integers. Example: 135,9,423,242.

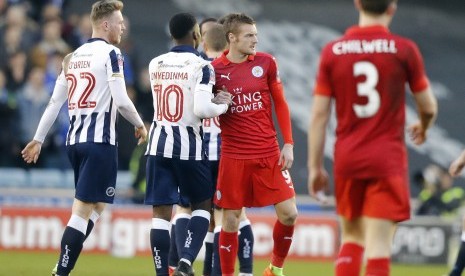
308,0,437,276
211,13,297,276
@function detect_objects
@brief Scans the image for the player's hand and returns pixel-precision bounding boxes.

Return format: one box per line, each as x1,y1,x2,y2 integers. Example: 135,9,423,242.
407,122,427,145
135,125,148,145
308,167,329,204
449,153,465,177
21,140,42,164
212,86,232,106
278,143,294,171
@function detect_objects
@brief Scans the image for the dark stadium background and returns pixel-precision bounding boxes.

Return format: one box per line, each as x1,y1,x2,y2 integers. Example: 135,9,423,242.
22,0,465,195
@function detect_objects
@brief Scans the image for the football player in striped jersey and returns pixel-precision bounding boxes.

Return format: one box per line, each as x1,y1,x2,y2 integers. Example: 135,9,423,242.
21,1,147,276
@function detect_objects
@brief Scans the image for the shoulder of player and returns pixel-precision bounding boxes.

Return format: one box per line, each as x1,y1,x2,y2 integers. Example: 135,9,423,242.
254,51,276,61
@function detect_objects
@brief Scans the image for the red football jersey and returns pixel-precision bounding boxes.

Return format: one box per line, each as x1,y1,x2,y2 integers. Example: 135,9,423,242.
314,25,430,178
212,52,282,158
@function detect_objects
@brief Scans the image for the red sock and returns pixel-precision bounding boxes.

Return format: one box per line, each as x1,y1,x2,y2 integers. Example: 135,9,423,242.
335,243,364,276
219,230,238,275
271,220,294,268
365,258,390,276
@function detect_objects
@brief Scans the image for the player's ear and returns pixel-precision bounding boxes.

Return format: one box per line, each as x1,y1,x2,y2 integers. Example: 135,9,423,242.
386,1,397,16
353,0,362,11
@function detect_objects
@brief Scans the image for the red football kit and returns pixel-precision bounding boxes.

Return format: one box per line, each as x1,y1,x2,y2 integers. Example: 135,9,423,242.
314,25,430,221
212,51,295,208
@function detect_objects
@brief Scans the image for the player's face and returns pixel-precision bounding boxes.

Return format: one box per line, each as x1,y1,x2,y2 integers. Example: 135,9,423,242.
201,21,216,43
232,23,257,56
193,23,201,49
106,10,125,45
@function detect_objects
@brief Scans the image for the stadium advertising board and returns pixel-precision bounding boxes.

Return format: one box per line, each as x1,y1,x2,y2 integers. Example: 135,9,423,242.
391,220,452,264
0,207,338,261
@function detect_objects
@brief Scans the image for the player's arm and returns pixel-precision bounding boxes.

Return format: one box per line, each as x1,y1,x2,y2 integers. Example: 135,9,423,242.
408,87,437,145
107,50,146,144
21,54,72,164
269,82,294,170
308,94,331,202
193,64,229,118
450,150,465,177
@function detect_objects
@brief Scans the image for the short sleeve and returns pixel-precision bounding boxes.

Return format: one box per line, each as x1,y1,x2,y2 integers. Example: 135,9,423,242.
314,45,333,97
405,41,430,93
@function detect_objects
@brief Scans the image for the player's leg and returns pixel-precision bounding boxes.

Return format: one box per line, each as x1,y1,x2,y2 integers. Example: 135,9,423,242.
264,197,297,276
151,205,174,276
203,211,215,276
204,160,220,276
85,202,105,239
145,155,180,275
169,205,191,274
174,159,213,276
237,208,253,276
449,215,465,276
220,208,242,276
55,199,94,276
336,216,365,276
363,217,397,276
171,205,191,274
211,207,223,276
361,176,410,276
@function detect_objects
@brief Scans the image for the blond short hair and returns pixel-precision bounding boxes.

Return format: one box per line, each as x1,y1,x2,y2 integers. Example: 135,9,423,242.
90,0,123,24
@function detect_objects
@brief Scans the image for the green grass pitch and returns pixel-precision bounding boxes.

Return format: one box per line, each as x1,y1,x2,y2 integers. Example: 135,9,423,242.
1,251,449,275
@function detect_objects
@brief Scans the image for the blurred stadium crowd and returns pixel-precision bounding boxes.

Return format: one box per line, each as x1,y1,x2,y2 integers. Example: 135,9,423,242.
0,0,153,170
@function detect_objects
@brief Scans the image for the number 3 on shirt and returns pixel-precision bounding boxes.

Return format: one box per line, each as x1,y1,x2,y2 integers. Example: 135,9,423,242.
352,61,380,118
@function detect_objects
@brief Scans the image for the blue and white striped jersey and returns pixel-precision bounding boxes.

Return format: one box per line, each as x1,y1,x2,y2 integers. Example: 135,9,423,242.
60,38,125,146
146,45,215,160
203,117,221,161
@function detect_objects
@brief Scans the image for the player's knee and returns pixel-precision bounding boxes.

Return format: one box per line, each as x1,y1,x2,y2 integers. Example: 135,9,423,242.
278,207,298,226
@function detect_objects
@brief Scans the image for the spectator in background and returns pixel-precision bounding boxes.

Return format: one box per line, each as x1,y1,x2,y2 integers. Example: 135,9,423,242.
416,164,465,217
0,25,26,68
446,152,465,276
30,18,71,68
0,69,20,166
134,67,153,120
4,50,29,92
64,13,93,49
17,66,55,167
0,4,39,52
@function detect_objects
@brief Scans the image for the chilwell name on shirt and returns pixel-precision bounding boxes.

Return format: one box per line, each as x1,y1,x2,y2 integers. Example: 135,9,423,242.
332,39,397,55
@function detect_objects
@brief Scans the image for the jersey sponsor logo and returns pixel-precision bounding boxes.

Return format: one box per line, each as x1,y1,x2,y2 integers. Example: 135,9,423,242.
252,66,264,78
230,91,264,114
220,72,231,80
106,187,115,197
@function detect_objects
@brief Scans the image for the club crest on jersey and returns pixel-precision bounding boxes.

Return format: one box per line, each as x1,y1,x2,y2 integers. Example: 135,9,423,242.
117,54,124,67
106,187,115,197
252,66,264,78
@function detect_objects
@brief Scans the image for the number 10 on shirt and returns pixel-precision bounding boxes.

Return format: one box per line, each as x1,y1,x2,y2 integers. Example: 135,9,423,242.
153,84,184,122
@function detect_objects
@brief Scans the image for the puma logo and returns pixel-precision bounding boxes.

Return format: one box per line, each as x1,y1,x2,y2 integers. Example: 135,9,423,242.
220,245,232,252
220,73,231,80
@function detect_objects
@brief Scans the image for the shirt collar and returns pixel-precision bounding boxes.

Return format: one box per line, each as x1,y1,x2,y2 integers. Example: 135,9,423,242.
218,50,255,65
346,25,390,36
87,38,109,44
170,45,200,56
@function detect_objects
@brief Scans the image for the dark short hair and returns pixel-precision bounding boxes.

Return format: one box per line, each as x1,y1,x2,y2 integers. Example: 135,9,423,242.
360,0,397,15
169,12,197,40
199,17,217,34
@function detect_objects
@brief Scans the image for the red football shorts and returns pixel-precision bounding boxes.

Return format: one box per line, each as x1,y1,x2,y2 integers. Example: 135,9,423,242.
335,175,410,222
214,155,295,209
